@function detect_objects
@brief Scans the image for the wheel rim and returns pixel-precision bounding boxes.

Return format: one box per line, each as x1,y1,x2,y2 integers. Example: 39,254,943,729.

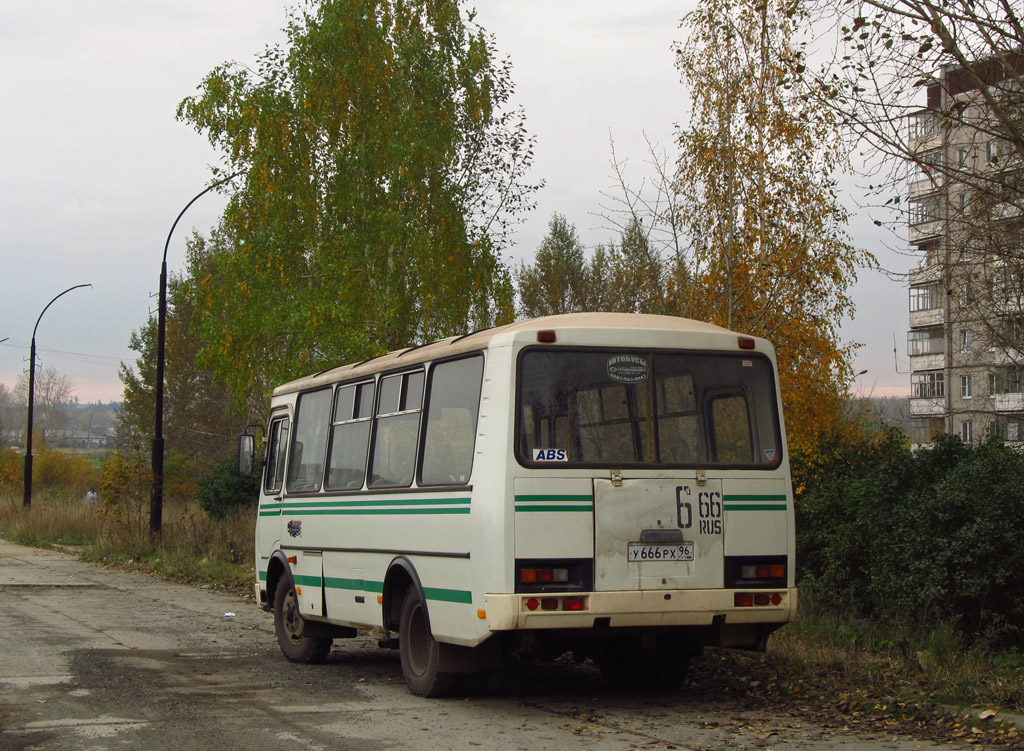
406,600,430,676
282,587,304,643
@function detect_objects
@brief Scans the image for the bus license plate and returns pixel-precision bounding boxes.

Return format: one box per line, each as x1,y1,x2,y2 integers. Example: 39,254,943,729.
627,543,694,562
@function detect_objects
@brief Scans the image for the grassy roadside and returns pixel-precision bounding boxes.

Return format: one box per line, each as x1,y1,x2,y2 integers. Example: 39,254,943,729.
2,489,1022,734
0,490,254,595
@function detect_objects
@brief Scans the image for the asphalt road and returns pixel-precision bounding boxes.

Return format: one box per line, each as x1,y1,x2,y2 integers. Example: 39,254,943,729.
0,538,959,751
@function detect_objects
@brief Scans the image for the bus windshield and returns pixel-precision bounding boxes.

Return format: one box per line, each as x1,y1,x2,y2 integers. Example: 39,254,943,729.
517,348,782,468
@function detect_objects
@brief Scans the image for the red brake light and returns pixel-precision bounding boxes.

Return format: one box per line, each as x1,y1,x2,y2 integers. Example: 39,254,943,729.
738,336,755,349
537,330,557,343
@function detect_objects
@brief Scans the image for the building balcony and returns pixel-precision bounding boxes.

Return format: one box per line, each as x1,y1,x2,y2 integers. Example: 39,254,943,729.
909,219,944,243
908,175,944,200
910,308,944,328
994,392,1024,412
993,348,1024,366
910,353,945,370
909,263,943,285
910,397,946,416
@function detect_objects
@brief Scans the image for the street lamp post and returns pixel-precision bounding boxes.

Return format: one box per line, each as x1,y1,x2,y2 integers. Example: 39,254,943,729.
151,172,240,541
24,284,92,508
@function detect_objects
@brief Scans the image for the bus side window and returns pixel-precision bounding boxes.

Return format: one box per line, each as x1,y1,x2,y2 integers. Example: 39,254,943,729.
265,417,289,494
325,381,374,490
369,371,424,488
419,356,483,486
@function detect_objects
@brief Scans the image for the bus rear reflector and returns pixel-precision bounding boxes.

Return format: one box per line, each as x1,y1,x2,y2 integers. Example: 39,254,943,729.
735,592,784,607
562,597,585,611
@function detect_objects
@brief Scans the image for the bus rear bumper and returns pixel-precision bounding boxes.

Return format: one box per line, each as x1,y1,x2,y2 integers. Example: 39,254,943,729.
484,588,797,632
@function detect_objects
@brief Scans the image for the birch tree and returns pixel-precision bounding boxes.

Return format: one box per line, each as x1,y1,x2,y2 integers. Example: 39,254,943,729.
675,0,874,460
176,0,538,411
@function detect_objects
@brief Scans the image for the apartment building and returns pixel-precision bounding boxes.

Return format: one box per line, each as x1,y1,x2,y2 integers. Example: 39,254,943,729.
907,57,1024,446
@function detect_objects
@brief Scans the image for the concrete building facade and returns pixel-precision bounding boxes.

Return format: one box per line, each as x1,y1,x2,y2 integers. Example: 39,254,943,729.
907,58,1024,445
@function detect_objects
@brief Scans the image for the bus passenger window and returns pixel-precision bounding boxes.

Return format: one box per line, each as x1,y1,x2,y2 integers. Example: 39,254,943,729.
420,356,483,486
326,381,373,490
370,371,424,488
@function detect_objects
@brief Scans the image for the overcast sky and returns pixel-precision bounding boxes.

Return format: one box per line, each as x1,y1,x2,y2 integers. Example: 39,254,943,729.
0,0,905,405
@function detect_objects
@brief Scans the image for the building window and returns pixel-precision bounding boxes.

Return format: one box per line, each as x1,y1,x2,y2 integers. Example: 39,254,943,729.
960,420,973,442
961,374,973,398
959,329,973,352
910,149,943,184
908,111,940,140
909,197,942,225
908,327,945,355
993,367,1024,394
957,147,970,167
910,283,943,312
987,138,1011,164
912,371,945,398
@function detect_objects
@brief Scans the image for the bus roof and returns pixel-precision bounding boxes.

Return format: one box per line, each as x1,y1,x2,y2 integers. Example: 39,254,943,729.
272,312,746,397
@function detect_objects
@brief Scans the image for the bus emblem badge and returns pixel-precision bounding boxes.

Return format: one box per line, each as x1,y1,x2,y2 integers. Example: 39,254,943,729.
287,520,302,538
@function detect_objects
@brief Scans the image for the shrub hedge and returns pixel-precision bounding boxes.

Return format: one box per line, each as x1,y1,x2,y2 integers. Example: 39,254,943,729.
797,429,1024,648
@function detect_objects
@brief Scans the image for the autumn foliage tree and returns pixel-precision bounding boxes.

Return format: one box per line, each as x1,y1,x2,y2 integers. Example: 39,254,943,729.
176,0,537,412
673,0,874,464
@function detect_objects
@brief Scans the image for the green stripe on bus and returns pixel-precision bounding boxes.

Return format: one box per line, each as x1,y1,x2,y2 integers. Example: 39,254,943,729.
514,494,592,502
515,505,594,513
724,494,787,511
288,507,471,516
280,497,470,509
293,574,323,587
423,587,473,604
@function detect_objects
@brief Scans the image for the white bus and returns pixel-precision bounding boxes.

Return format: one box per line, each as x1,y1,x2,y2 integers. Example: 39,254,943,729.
241,313,797,696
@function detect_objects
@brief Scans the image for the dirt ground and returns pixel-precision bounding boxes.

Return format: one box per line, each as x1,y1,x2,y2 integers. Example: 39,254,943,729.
0,538,1019,751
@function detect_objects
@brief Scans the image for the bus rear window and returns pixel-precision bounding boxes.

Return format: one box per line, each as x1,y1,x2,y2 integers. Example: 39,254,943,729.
517,349,781,468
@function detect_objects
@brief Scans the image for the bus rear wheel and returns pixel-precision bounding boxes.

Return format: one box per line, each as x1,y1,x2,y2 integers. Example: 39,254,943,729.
399,589,457,697
273,576,332,664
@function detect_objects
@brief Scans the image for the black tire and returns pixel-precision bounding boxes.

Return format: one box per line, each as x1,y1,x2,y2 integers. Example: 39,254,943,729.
273,576,332,664
399,589,457,697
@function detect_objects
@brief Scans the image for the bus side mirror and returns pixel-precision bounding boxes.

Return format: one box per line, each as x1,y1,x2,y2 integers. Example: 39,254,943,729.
238,434,256,477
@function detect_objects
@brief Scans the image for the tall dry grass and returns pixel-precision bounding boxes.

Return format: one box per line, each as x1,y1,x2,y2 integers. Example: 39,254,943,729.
0,485,255,594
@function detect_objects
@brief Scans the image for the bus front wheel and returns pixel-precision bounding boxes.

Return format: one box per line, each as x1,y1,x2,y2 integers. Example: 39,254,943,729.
273,576,332,664
399,589,457,697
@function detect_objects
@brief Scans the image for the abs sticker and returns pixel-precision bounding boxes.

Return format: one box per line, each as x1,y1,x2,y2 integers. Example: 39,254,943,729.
533,448,568,462
607,354,648,383
764,448,776,462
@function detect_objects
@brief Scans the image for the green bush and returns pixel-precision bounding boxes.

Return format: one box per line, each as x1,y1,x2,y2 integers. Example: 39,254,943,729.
797,431,1024,649
197,455,259,520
